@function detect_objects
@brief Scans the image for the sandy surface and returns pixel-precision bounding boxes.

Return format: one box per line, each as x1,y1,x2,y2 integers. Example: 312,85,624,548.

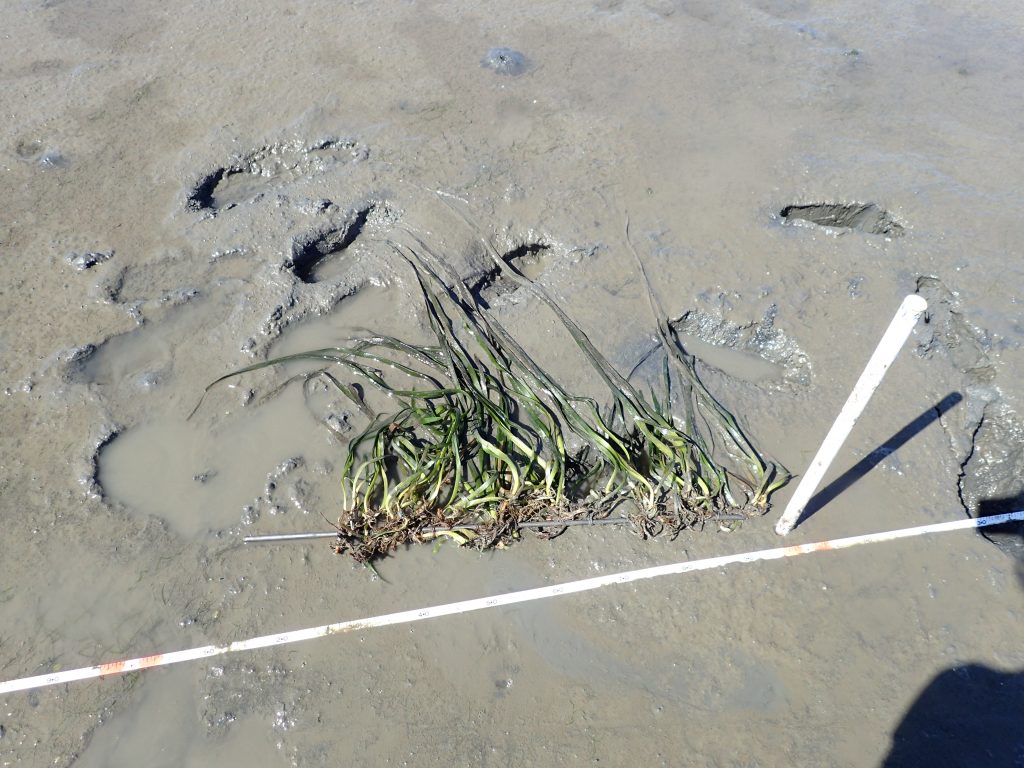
2,1,1024,765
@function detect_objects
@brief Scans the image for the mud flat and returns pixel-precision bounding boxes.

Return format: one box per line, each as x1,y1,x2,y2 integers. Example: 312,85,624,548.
2,1,1024,765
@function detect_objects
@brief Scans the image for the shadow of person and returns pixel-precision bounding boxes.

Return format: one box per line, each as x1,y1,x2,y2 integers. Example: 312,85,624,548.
882,664,1024,767
882,495,1024,767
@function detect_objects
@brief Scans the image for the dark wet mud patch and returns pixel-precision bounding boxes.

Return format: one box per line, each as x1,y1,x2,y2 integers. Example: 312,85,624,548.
471,242,549,306
780,202,904,237
289,204,374,283
187,167,225,212
976,496,1024,563
668,305,809,388
186,138,369,214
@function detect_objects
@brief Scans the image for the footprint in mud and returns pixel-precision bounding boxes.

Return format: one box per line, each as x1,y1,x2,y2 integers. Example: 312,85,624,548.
186,137,369,214
288,203,376,284
667,305,810,389
177,133,402,364
780,202,904,237
470,242,549,307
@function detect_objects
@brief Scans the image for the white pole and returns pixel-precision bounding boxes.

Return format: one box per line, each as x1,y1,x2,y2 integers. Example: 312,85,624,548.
775,294,928,535
2,508,1020,696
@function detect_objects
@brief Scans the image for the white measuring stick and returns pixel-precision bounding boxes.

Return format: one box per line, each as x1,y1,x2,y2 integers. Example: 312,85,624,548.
2,509,1020,696
775,295,929,535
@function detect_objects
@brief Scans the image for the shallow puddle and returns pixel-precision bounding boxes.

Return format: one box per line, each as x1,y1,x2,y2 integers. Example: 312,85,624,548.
270,285,412,357
83,282,245,389
98,384,338,537
95,284,419,538
677,330,785,384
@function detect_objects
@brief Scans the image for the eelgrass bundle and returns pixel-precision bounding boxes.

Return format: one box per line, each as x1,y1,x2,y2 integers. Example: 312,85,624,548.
199,237,788,561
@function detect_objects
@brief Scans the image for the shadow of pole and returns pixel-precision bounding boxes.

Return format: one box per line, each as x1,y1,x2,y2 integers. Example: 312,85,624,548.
799,392,963,522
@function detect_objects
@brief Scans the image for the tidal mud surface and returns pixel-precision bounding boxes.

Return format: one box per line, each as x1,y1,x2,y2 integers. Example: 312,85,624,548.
3,1,1024,766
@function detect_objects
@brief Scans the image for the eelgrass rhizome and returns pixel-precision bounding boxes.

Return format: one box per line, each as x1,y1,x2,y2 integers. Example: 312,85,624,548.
201,234,789,562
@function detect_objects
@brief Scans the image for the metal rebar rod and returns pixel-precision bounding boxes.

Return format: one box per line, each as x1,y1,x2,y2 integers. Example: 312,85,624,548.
242,513,749,543
243,516,633,543
244,532,341,542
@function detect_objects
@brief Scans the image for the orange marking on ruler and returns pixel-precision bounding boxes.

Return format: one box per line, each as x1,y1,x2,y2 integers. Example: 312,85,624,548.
98,660,128,676
780,540,834,557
